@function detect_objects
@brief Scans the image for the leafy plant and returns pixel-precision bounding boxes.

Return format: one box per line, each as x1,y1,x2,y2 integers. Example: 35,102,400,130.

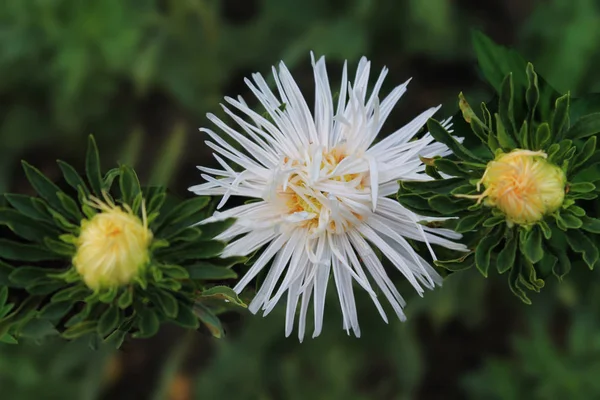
0,135,246,346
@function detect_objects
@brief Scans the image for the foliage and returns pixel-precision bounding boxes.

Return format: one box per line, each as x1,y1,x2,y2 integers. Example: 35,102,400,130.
0,135,245,346
397,32,600,304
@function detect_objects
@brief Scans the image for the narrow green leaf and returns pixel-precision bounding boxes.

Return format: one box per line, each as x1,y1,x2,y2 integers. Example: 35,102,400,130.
62,321,97,340
582,216,600,233
565,230,599,268
525,63,539,123
568,182,595,193
552,93,570,141
427,119,486,163
475,228,504,277
508,262,531,305
4,194,53,223
186,264,238,280
571,136,597,172
533,123,551,151
454,212,487,233
86,135,103,196
0,208,59,242
200,286,247,308
400,178,466,195
173,303,199,329
497,231,517,274
566,112,600,140
495,113,517,149
21,161,66,213
39,301,73,321
0,239,60,261
57,160,90,197
150,289,179,318
194,303,223,338
119,165,141,206
159,241,226,261
498,73,518,144
117,288,133,309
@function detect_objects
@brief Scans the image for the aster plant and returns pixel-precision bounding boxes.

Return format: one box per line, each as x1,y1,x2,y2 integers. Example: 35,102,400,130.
191,54,467,341
0,136,245,345
397,33,600,303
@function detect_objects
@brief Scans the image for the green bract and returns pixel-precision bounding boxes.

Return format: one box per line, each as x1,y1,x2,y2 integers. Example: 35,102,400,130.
397,33,600,304
0,135,245,346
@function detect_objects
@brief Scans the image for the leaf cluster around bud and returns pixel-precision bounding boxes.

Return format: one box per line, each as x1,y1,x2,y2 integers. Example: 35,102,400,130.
397,33,600,304
0,135,246,346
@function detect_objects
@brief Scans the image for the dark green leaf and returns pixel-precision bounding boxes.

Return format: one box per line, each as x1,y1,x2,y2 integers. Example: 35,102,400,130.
172,303,199,329
186,264,238,280
565,230,598,268
498,74,518,145
194,303,223,338
117,288,133,309
428,195,472,214
21,161,67,213
0,208,59,242
568,182,595,193
552,93,570,141
582,216,600,233
150,289,179,318
533,123,551,151
158,240,226,261
39,301,73,321
19,318,58,339
62,321,98,340
135,308,159,338
119,165,141,207
519,227,543,264
200,286,247,307
0,239,60,261
4,194,53,223
86,135,103,196
57,160,90,197
566,112,600,140
427,119,486,163
571,136,597,172
400,178,465,195
508,262,531,305
475,228,504,277
98,306,120,337
556,213,583,230
497,231,517,274
525,63,539,123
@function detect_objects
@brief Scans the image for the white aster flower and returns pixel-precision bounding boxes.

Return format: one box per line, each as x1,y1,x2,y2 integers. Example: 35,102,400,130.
190,54,467,341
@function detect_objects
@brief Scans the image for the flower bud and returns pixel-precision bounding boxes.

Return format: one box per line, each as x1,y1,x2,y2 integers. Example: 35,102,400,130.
464,150,566,226
73,197,152,290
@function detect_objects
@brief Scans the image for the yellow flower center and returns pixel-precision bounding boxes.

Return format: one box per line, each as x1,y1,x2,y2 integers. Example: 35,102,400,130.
276,146,368,233
459,149,566,226
73,195,153,290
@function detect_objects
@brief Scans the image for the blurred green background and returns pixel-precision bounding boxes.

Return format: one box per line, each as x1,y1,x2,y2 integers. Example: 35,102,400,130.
3,0,600,399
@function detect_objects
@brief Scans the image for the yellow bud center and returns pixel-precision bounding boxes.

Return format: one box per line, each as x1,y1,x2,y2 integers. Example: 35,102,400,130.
73,195,153,290
459,149,566,226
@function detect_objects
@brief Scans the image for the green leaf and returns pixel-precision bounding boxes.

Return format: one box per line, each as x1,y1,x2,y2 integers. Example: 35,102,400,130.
552,93,570,141
4,194,53,223
172,303,199,329
497,231,518,274
482,215,506,228
39,301,73,321
9,266,57,286
519,227,544,264
495,113,517,149
0,239,60,261
525,63,539,123
475,228,504,277
200,286,247,308
86,135,103,196
568,182,595,193
547,228,571,279
434,252,475,271
508,262,531,305
104,329,127,349
427,119,486,163
155,196,211,233
135,308,160,338
150,289,179,318
119,165,142,207
566,112,600,140
0,334,17,344
98,306,120,337
51,285,90,303
0,261,13,286
428,195,472,214
117,288,133,309
571,136,597,172
194,303,223,338
498,73,518,145
158,240,226,262
186,264,238,280
56,192,82,221
19,318,58,339
565,230,598,268
532,123,551,151
471,30,527,93
62,321,98,340
21,161,67,213
0,208,59,242
556,213,583,230
57,160,90,197
582,216,600,233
